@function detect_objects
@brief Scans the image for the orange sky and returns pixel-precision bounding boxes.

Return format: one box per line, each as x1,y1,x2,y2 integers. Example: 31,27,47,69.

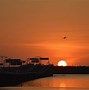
0,0,89,66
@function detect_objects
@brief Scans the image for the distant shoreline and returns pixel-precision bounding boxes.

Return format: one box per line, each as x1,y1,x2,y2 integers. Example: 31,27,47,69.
53,66,89,74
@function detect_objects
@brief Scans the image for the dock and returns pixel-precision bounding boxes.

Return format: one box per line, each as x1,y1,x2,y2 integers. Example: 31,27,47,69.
0,57,53,87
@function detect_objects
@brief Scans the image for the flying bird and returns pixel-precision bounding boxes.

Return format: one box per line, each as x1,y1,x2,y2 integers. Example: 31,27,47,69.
63,37,67,39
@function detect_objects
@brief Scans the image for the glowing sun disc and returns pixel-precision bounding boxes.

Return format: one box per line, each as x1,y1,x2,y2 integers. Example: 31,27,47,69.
58,60,67,66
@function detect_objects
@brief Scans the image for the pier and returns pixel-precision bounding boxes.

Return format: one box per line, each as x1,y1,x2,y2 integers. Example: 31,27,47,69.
0,57,53,87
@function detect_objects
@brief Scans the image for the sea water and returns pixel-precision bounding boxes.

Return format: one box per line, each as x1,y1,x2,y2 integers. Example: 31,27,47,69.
1,74,89,90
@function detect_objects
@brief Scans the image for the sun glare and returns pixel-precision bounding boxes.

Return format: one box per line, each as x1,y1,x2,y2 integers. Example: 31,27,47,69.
58,60,67,66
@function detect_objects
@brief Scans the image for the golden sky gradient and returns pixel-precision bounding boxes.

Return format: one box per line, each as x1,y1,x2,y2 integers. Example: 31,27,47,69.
0,0,89,65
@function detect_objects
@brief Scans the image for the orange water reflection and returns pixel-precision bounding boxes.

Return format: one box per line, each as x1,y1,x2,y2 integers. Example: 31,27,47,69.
22,74,89,88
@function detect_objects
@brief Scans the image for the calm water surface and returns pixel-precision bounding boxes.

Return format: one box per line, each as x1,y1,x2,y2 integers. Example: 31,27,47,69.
1,74,89,90
22,74,89,88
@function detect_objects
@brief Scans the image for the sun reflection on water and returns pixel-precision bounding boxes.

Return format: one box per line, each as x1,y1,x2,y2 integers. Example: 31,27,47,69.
21,74,89,89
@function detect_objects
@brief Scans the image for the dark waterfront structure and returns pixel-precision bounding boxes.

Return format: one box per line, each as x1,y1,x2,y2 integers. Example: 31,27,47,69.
0,57,53,87
0,64,53,87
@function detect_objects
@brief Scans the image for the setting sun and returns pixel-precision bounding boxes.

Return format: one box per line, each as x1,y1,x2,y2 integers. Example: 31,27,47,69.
58,60,67,66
